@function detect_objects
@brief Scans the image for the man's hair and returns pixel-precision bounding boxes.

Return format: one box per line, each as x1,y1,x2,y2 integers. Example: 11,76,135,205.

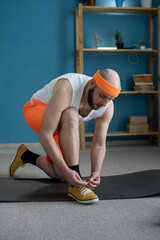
99,69,120,89
99,69,111,81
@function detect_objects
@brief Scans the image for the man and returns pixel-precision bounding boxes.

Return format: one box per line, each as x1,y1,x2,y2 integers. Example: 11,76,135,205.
10,69,121,204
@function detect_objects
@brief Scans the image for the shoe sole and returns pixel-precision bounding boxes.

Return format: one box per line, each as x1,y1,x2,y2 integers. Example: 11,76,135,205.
68,193,99,204
9,143,25,177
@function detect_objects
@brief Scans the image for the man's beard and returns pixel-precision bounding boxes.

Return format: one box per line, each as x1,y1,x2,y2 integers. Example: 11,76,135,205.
88,86,96,109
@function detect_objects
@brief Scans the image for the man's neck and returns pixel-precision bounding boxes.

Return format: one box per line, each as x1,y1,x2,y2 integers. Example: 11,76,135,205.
79,82,92,117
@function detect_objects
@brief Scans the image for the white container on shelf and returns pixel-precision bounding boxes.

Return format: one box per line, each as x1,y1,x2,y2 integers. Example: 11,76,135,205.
141,0,152,8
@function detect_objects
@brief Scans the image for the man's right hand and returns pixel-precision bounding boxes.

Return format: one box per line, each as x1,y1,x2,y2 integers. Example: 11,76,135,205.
65,169,87,187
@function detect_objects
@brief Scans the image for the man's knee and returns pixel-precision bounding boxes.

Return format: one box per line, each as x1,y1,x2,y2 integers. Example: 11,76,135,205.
60,107,79,127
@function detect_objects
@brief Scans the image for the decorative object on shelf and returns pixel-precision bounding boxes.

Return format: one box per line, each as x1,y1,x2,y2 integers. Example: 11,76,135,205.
79,0,96,6
133,74,154,91
113,29,124,49
94,32,102,49
139,40,145,49
115,0,125,7
140,0,152,8
126,116,149,133
87,0,96,5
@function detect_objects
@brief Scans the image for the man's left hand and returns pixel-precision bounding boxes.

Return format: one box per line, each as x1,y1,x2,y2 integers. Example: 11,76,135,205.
87,172,100,189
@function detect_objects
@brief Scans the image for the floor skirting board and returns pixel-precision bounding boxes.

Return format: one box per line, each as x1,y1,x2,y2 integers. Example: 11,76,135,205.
0,143,42,149
0,139,152,149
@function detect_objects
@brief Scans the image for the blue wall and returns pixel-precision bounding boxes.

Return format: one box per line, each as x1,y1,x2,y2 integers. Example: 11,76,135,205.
0,0,159,143
0,0,77,143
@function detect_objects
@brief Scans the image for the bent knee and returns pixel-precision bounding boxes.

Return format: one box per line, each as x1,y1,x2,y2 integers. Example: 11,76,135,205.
60,107,79,127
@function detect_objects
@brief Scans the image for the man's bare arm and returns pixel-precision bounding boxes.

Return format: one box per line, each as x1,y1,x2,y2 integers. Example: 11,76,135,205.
88,101,114,189
39,79,86,186
39,79,72,173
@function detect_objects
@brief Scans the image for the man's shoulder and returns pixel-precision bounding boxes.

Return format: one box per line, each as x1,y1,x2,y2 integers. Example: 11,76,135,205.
58,72,91,79
58,73,92,90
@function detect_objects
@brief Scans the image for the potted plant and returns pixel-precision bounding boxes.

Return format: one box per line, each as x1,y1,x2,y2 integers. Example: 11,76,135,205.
113,29,124,49
139,40,145,49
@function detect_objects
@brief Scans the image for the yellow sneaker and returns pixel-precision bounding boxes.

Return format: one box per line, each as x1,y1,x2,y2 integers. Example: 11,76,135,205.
9,144,28,176
68,186,99,204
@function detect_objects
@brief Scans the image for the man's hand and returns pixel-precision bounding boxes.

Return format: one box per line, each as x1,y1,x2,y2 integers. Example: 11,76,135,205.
87,172,100,189
65,169,87,187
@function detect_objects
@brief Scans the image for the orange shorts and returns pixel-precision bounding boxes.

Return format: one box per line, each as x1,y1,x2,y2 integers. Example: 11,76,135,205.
23,99,62,162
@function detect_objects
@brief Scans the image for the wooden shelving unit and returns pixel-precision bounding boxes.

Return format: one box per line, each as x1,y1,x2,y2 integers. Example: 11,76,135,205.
83,49,158,55
82,6,157,15
85,131,159,137
75,4,160,149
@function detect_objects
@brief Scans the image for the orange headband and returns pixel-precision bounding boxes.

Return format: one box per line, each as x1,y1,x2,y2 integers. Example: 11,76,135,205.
93,70,121,98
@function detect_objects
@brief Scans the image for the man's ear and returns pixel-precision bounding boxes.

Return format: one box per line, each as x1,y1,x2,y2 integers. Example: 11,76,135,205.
90,78,96,86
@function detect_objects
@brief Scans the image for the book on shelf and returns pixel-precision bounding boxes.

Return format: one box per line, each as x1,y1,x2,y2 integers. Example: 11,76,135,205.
132,73,154,91
133,85,154,91
134,82,153,86
133,74,153,82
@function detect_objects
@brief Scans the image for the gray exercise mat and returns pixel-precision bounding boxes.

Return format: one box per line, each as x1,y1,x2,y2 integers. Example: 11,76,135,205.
0,170,160,202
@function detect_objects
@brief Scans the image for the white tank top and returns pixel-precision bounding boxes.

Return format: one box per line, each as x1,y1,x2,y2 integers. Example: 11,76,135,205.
31,73,108,123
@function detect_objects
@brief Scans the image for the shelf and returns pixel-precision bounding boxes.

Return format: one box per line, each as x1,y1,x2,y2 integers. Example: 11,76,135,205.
76,4,160,148
82,6,157,16
121,91,158,94
85,131,159,137
83,48,158,55
108,131,159,137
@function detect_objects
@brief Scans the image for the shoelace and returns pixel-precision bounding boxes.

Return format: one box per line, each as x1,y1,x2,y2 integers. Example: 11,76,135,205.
79,186,92,197
13,163,25,170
